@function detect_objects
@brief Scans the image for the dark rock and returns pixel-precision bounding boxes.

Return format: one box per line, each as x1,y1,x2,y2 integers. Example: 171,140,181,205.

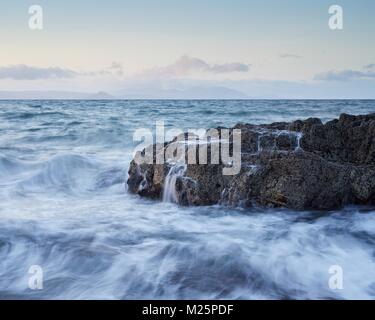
298,113,375,165
127,113,375,210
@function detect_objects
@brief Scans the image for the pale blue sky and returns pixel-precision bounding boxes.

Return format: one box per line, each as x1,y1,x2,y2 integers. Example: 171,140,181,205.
0,0,374,98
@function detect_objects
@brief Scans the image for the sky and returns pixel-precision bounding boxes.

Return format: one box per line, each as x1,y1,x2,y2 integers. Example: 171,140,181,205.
0,0,374,98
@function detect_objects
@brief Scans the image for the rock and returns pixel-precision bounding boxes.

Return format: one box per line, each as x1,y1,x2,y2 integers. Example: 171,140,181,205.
297,113,375,165
127,113,375,210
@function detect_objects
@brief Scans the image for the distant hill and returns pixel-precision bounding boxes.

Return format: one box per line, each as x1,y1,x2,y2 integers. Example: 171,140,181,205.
147,86,249,99
114,86,250,99
0,86,249,100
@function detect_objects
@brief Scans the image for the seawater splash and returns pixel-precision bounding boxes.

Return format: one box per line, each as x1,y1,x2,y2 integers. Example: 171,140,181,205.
162,163,187,203
1,100,375,300
256,130,304,153
295,132,303,151
246,164,259,175
257,134,263,153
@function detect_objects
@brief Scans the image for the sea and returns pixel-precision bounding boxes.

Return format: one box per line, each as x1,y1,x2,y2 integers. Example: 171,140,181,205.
0,99,374,299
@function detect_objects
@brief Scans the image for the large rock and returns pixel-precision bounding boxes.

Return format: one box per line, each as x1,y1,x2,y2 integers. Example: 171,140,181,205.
127,113,375,210
297,113,375,165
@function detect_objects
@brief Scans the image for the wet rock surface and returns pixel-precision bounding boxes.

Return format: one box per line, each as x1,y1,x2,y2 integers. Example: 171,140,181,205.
127,113,375,210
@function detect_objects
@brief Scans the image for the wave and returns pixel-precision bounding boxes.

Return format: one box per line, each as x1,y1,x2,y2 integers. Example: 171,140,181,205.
0,207,374,299
14,154,124,196
0,154,29,178
4,111,68,120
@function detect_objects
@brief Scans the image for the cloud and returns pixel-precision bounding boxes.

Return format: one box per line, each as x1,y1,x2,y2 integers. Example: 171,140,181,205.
0,65,77,80
280,53,302,59
0,62,125,80
364,64,375,70
314,69,375,81
80,62,125,77
107,62,124,76
145,55,250,77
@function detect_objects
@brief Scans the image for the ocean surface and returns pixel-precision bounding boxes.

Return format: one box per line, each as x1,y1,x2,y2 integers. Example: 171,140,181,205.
0,100,374,300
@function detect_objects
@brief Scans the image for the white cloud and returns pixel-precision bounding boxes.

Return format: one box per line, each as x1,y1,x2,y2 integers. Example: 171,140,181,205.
363,64,375,70
0,63,125,80
0,65,77,80
107,62,124,76
280,53,302,59
143,55,250,77
314,69,375,81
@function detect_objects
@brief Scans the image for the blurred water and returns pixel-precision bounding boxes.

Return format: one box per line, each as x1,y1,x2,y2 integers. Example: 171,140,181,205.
0,100,374,299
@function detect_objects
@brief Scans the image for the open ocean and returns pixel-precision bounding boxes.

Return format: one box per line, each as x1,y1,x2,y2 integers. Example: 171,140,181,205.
0,100,374,300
